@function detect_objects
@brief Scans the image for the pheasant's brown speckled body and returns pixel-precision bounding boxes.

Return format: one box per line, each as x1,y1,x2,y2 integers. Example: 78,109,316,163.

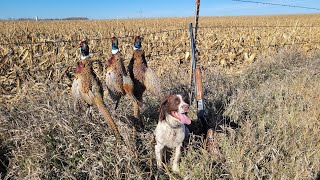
128,50,148,102
105,53,138,112
105,36,161,119
127,48,161,118
105,54,126,101
72,60,121,141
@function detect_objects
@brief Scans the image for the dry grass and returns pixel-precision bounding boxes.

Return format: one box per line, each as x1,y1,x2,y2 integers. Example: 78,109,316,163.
221,49,320,179
1,15,320,179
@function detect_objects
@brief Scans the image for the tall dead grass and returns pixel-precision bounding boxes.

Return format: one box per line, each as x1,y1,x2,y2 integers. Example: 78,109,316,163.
1,15,320,179
1,47,320,179
221,48,320,179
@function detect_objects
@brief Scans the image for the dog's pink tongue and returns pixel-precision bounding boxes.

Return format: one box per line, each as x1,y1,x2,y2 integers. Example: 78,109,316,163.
173,112,191,125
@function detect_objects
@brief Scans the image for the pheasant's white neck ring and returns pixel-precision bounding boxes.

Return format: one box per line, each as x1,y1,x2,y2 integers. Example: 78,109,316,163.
112,49,119,55
81,55,89,60
133,46,142,51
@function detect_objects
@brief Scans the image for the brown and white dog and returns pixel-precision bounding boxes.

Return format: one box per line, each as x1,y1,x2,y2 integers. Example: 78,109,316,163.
154,94,191,173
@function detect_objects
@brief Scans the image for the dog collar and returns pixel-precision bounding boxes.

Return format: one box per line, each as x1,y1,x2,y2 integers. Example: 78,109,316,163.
166,122,182,129
165,115,183,129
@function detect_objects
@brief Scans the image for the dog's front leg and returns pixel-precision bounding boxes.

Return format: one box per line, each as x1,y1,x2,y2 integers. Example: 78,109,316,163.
172,144,182,173
155,143,164,170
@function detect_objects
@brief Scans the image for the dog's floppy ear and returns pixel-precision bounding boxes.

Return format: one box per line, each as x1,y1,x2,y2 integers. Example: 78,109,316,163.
159,97,168,121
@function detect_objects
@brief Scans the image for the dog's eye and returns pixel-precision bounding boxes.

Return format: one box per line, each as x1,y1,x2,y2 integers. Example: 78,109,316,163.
174,98,180,104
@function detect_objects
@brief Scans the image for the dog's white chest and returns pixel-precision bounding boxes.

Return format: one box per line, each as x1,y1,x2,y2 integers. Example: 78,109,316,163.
155,120,187,149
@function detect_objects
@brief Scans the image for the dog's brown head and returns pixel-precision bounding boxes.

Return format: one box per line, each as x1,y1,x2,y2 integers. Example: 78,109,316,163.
159,94,191,125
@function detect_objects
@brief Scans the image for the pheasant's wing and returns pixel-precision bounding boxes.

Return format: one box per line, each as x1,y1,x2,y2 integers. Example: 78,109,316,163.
105,69,124,101
71,76,81,100
129,50,147,83
144,67,161,95
119,56,129,76
71,76,82,111
90,70,104,98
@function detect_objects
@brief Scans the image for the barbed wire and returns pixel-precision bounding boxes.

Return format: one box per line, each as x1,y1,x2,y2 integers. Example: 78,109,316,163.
199,41,320,52
0,39,76,46
0,28,188,47
3,24,320,47
232,0,320,11
94,27,189,41
148,49,186,59
1,40,319,63
198,25,320,29
1,25,320,47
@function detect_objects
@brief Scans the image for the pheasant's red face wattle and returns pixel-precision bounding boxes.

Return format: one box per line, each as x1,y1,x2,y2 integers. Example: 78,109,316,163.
75,62,84,73
80,41,84,47
106,55,115,67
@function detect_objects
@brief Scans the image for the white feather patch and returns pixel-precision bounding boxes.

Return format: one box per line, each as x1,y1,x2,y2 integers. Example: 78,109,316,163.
105,70,116,88
144,68,161,95
123,75,133,86
71,78,81,99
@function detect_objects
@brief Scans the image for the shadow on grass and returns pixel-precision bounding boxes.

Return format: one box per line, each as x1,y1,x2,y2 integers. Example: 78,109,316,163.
316,172,320,180
0,141,10,179
187,97,241,137
205,100,240,132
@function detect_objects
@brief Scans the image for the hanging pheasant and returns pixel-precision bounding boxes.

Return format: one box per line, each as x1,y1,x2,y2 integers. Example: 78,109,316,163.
105,37,140,112
72,40,122,141
128,35,162,118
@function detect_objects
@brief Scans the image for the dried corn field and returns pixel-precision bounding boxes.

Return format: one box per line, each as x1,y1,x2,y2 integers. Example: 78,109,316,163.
1,14,320,179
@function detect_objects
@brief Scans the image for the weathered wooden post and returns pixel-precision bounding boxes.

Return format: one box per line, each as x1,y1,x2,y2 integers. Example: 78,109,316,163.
194,0,200,42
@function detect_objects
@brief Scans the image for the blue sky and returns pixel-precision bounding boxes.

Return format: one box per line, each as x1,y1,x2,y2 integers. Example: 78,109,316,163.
1,0,320,19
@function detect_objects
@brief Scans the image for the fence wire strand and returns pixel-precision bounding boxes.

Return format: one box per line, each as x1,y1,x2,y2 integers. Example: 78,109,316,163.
1,25,320,47
199,41,320,53
1,25,320,60
232,0,320,11
0,28,188,46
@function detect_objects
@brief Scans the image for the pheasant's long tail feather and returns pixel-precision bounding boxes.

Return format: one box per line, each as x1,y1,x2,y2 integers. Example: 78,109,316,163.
71,78,81,112
114,98,121,110
94,97,122,141
133,101,140,119
144,68,161,96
